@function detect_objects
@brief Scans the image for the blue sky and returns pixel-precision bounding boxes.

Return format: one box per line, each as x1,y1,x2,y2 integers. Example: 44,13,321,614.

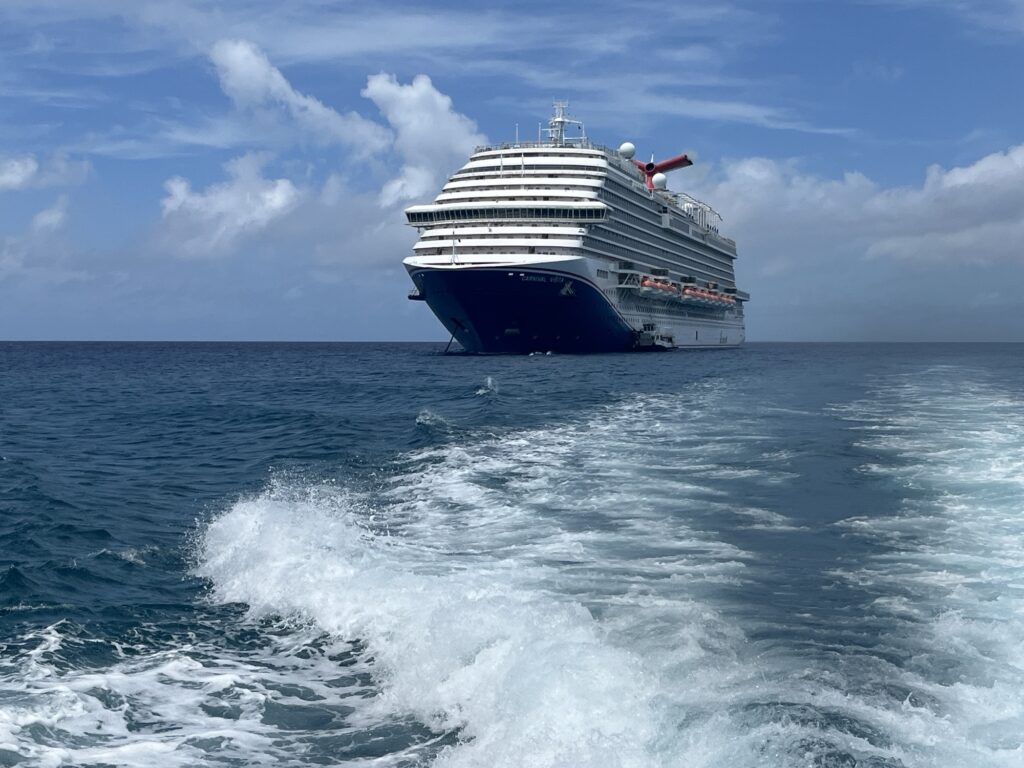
2,0,1023,341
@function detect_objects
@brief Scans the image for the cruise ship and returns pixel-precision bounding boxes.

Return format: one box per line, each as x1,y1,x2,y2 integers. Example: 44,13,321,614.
403,102,749,353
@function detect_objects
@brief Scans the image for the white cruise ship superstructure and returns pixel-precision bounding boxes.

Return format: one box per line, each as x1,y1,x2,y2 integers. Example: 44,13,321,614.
404,102,749,353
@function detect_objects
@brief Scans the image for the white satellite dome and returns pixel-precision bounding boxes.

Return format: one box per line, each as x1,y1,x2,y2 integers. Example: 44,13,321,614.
651,172,668,190
618,142,636,159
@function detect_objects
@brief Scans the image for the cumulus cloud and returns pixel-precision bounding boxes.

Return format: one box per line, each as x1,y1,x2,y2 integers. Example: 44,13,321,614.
209,39,391,154
690,143,1024,269
161,153,301,257
362,73,486,206
152,71,483,262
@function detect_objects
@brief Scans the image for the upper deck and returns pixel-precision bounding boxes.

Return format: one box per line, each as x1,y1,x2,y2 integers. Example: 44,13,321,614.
458,102,731,245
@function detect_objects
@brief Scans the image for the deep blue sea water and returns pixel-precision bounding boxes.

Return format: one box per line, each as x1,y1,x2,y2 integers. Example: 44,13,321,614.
1,342,1022,767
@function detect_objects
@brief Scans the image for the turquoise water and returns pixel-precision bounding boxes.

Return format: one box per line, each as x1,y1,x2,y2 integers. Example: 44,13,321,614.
1,342,1022,767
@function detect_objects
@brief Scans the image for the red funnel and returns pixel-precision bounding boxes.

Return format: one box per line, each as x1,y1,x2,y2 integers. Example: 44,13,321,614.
632,153,693,189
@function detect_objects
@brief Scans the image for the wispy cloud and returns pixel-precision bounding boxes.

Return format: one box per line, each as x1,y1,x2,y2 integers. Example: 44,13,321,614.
872,0,1024,36
209,39,391,154
160,152,302,257
31,194,68,232
1,195,87,284
0,153,90,190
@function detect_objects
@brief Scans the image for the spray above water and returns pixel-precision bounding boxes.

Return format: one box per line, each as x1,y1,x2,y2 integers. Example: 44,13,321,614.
474,376,498,396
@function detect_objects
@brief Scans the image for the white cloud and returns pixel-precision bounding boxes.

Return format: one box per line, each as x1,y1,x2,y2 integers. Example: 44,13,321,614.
0,153,90,190
689,143,1024,269
36,153,92,187
209,39,391,154
31,195,68,232
1,197,85,283
152,72,483,264
362,73,486,206
0,155,39,190
161,152,301,257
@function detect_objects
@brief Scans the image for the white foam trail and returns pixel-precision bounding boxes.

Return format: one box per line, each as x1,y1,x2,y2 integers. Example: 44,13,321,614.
197,390,764,767
202,498,657,766
0,619,378,767
1,386,774,767
832,367,1024,764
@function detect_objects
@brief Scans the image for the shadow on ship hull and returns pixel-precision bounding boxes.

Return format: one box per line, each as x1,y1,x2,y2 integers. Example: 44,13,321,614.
410,267,637,354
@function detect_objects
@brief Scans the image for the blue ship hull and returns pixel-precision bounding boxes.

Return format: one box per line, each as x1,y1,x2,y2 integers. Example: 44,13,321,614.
409,267,638,354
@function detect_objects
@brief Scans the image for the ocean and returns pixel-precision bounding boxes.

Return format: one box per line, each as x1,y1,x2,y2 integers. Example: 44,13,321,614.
1,342,1021,767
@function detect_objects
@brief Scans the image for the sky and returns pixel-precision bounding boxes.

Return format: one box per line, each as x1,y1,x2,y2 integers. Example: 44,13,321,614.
1,0,1023,341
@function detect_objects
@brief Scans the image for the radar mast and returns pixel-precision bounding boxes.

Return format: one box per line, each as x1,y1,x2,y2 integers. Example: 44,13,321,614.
546,101,587,146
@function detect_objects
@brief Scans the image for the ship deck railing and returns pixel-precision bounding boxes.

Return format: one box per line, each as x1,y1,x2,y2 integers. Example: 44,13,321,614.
473,138,617,154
